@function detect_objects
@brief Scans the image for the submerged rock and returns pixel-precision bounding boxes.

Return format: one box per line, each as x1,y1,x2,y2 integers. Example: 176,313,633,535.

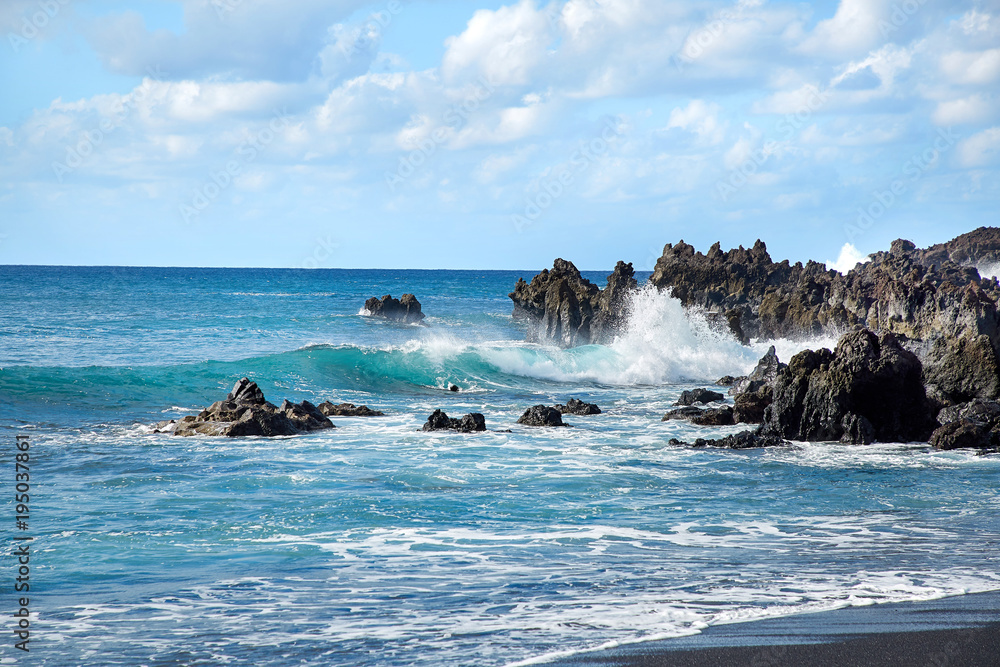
509,259,636,347
421,409,486,433
517,405,567,427
555,398,602,415
674,388,725,406
759,329,937,444
157,379,335,437
318,402,385,417
363,294,425,324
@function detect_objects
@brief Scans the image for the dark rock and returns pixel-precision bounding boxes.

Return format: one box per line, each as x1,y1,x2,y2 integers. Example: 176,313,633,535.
691,406,735,426
716,375,738,387
922,334,1000,403
733,386,772,424
930,419,993,450
937,399,1000,426
732,346,787,395
517,405,567,427
317,402,385,417
228,377,267,406
759,330,937,444
364,293,425,324
675,388,725,406
662,406,706,421
421,409,486,433
509,259,636,347
556,398,602,415
449,384,460,392
648,234,1000,405
166,379,334,437
671,431,788,449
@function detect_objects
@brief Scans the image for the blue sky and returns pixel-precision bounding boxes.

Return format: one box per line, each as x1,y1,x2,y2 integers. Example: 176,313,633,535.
1,0,998,269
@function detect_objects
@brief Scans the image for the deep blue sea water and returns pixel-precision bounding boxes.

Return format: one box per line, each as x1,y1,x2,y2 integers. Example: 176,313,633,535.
1,266,999,666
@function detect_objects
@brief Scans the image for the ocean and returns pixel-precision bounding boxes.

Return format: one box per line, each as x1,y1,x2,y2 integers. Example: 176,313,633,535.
2,266,998,666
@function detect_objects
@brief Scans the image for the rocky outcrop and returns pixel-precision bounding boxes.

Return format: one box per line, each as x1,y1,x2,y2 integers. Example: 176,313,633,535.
421,409,486,432
555,398,602,415
759,330,937,444
364,294,425,324
318,402,385,417
930,399,1000,450
155,378,335,437
669,431,788,449
674,388,725,406
913,227,1000,270
731,346,787,395
661,405,734,425
517,405,567,426
733,386,772,424
649,234,1000,404
509,259,636,347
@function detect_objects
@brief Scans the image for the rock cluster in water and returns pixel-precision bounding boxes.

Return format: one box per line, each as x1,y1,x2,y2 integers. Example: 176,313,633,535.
156,378,336,437
422,409,486,432
364,293,425,324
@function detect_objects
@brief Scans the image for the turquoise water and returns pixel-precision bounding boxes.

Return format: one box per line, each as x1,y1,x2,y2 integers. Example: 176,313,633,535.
2,266,999,666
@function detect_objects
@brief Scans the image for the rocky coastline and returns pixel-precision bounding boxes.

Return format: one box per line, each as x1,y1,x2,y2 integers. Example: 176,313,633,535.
510,227,1000,449
151,228,1000,452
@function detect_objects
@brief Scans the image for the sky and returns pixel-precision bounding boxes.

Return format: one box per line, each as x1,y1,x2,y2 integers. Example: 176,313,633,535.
0,0,998,270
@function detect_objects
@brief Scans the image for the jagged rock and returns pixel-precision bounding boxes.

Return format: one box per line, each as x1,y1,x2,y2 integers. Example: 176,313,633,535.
913,227,1000,270
364,294,425,324
669,431,788,449
930,419,994,450
937,399,1000,426
555,398,602,415
517,405,567,427
509,259,636,347
716,375,738,387
648,235,1000,406
675,388,725,406
691,406,735,426
759,330,937,444
732,346,787,395
421,409,486,432
318,402,385,417
160,379,334,437
733,386,772,424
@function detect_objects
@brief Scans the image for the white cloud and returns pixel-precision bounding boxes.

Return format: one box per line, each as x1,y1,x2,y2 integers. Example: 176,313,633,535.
958,127,1000,167
932,94,994,126
665,100,725,144
940,48,1000,85
799,0,892,57
442,0,553,86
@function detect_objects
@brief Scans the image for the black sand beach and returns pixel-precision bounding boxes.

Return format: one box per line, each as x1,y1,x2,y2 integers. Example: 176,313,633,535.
550,590,1000,667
